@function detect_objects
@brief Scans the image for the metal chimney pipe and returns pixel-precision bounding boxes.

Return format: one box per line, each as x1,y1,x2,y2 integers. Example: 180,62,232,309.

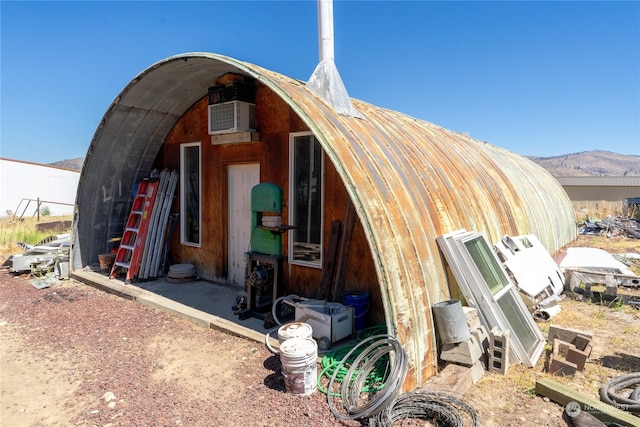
318,0,334,62
308,0,362,118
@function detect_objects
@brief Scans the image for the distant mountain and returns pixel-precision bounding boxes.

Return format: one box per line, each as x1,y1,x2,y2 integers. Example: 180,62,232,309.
49,157,84,171
51,150,639,177
527,150,640,177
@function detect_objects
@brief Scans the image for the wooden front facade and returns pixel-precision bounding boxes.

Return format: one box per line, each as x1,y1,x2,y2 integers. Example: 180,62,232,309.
155,78,384,326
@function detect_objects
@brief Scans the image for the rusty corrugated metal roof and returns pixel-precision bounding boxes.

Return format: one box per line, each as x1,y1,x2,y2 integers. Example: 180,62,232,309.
74,52,578,389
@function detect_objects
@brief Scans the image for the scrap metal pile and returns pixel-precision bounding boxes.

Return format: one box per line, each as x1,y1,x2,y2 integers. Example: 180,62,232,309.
1,234,71,288
579,216,640,239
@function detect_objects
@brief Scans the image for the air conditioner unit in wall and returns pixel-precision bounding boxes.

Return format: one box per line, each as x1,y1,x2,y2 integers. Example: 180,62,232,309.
208,100,256,135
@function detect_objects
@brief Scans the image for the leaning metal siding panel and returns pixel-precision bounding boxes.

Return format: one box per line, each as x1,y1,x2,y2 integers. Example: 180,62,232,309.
74,53,577,390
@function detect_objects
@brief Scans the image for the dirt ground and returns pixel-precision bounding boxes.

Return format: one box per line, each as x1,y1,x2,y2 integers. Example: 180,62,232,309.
1,234,639,426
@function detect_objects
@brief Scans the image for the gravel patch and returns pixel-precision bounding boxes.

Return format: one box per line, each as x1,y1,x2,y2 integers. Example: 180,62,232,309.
0,272,363,426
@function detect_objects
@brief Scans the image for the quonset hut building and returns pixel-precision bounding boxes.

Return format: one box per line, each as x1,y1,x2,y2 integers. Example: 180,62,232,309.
71,51,577,390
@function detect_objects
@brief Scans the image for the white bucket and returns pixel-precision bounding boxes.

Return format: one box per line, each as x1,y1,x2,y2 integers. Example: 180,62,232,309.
278,322,313,344
279,337,318,396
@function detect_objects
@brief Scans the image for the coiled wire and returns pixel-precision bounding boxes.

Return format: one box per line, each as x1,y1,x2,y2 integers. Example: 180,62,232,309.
368,389,479,427
326,334,408,420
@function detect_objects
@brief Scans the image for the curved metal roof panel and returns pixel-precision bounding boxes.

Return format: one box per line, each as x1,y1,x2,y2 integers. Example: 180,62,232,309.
73,52,577,389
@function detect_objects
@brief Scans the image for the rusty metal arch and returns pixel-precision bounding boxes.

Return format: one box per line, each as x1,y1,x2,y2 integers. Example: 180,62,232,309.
73,52,577,389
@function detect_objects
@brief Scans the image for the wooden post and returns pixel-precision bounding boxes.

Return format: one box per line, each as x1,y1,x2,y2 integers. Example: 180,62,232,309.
535,378,640,426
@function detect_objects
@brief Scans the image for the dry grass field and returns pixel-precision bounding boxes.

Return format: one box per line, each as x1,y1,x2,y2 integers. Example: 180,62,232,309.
0,215,72,256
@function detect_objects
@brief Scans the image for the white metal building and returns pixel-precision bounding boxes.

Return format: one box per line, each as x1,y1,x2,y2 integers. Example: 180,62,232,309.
555,176,640,217
0,158,80,218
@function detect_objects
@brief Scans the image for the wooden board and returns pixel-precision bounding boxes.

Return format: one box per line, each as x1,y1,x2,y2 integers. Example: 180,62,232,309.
535,378,640,427
315,220,341,300
424,363,472,396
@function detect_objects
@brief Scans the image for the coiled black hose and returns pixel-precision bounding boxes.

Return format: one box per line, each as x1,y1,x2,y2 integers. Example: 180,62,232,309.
599,372,640,414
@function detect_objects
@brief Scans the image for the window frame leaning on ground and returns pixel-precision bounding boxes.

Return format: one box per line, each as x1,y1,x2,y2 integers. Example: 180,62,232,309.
180,142,202,247
288,131,324,269
437,229,546,368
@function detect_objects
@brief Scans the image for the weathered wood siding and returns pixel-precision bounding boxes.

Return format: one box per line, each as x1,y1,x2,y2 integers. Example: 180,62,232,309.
160,82,383,325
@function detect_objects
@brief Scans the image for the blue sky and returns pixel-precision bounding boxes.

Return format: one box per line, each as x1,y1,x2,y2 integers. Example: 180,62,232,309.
1,1,639,164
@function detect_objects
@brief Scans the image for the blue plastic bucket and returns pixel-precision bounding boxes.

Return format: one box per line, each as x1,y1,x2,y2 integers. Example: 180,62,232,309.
342,291,370,331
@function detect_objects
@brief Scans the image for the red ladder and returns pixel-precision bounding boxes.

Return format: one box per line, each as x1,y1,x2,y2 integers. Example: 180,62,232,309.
110,179,160,282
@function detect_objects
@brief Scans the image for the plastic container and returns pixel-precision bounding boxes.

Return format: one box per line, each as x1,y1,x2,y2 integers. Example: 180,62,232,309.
279,337,318,396
342,291,370,331
98,253,116,273
278,322,313,344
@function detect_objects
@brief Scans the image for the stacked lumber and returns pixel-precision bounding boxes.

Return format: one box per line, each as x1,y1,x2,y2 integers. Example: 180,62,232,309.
139,169,179,280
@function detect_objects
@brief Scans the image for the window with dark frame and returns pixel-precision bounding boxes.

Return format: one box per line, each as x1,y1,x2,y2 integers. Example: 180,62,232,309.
180,143,201,246
289,132,323,267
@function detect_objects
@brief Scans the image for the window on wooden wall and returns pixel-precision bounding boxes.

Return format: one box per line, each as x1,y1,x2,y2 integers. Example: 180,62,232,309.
180,142,201,246
289,132,324,268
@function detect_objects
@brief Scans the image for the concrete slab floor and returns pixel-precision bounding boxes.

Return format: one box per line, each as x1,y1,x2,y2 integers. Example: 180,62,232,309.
71,269,271,344
70,269,368,355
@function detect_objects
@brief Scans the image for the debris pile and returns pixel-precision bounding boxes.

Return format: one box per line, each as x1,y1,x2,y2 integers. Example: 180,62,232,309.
1,234,70,288
579,216,640,239
437,230,547,369
433,301,489,383
494,234,564,320
560,247,640,309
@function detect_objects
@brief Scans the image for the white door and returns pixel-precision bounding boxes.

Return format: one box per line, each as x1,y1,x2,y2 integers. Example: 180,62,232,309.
228,163,260,287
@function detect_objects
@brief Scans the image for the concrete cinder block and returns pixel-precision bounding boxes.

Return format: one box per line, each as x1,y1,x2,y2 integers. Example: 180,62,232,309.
549,356,578,376
552,338,576,359
490,327,510,350
605,275,618,297
458,352,488,370
428,363,472,395
490,346,505,360
471,325,489,353
469,358,485,384
549,331,593,372
440,335,483,365
462,306,481,331
568,271,581,293
488,354,510,375
573,334,593,353
548,325,593,345
488,327,510,375
566,345,592,371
